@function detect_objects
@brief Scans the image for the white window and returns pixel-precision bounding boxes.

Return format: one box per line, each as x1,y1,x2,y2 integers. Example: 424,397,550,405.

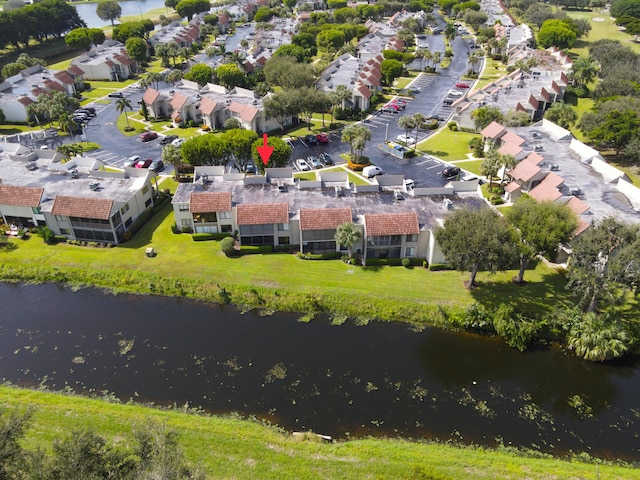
407,234,418,243
219,211,231,219
181,219,191,226
278,223,289,231
179,204,189,212
405,247,416,257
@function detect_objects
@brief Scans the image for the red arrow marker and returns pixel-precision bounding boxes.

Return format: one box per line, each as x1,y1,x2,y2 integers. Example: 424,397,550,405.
256,133,274,166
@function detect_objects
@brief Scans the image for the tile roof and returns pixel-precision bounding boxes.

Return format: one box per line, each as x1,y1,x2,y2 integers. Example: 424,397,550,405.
17,96,34,106
228,102,260,123
51,196,114,220
199,97,218,115
142,88,160,105
500,131,525,146
189,192,232,212
364,212,419,236
509,157,540,182
498,142,523,157
68,65,85,77
528,180,562,202
505,181,521,193
542,172,564,188
566,196,590,215
170,92,188,110
355,83,372,99
574,218,590,236
113,53,132,66
236,202,288,225
524,151,544,165
0,185,43,207
53,71,75,85
481,121,506,139
43,79,65,93
299,208,352,231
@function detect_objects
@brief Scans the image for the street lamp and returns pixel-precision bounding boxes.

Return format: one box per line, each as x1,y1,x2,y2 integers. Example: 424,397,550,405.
385,123,389,142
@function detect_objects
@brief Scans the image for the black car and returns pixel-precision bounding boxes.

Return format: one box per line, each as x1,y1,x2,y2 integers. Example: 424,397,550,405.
304,134,318,146
149,160,165,172
442,166,461,178
160,134,178,146
108,92,123,98
427,115,444,122
319,152,334,165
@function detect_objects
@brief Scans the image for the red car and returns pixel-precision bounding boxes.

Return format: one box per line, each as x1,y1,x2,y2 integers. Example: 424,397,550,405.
140,131,158,142
135,158,153,169
455,83,470,89
316,133,329,144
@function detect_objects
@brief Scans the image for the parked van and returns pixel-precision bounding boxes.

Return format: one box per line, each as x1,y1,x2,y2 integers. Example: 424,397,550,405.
363,165,383,178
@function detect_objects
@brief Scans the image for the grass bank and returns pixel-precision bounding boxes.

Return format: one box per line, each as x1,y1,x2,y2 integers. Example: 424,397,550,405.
0,202,573,325
1,385,638,479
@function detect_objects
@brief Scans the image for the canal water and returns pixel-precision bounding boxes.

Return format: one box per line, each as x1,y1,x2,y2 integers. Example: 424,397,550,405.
1,283,639,460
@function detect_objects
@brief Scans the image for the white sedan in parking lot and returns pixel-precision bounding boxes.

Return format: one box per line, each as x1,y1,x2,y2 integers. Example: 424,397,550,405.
295,158,311,171
396,134,416,145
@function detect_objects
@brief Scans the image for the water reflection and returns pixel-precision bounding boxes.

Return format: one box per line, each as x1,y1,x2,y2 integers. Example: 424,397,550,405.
0,283,639,460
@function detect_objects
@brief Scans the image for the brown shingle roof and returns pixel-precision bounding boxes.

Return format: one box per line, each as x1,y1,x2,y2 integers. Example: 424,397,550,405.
528,181,562,202
236,203,288,225
364,212,419,236
0,185,43,207
299,208,352,231
498,142,523,157
500,131,525,146
54,71,75,85
189,192,232,213
51,196,113,220
17,96,34,106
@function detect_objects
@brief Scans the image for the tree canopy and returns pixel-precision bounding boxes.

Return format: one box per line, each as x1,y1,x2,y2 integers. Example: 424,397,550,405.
183,63,213,86
506,197,578,283
251,136,292,172
566,217,640,313
434,207,518,287
65,27,105,50
341,124,371,164
96,0,122,26
537,19,577,49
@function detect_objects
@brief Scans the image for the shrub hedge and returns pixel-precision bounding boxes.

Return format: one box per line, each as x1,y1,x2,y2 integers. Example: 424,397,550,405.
192,233,233,242
240,245,273,254
297,252,342,260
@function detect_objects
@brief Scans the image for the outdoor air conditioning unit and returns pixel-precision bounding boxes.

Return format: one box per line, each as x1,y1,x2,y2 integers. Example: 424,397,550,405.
89,182,100,191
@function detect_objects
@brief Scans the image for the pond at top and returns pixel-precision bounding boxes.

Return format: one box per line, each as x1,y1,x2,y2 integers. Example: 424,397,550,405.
74,0,171,29
1,283,640,460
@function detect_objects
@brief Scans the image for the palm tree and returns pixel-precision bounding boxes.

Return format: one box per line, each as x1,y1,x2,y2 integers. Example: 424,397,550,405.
116,98,132,130
432,51,442,70
469,52,481,74
341,124,371,164
162,144,183,181
568,313,630,362
414,48,425,71
335,222,361,259
329,84,352,124
500,154,516,184
571,56,600,89
398,115,417,147
422,49,433,71
481,148,501,188
57,113,78,141
412,113,425,145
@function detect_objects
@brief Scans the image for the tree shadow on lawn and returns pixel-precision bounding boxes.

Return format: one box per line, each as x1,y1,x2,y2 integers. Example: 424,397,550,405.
420,149,449,159
117,203,172,249
469,271,577,317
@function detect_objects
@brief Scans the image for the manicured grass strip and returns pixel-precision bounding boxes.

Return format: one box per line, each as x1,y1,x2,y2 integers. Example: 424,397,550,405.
417,128,481,161
474,59,508,91
1,386,638,480
294,172,317,180
451,159,483,175
393,72,419,90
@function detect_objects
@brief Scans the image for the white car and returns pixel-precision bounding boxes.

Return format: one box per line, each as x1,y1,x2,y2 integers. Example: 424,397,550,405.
295,158,311,171
172,138,185,147
447,90,464,98
396,134,416,145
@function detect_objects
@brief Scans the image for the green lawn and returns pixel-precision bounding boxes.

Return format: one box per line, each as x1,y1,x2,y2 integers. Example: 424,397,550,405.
393,72,419,90
452,159,483,175
417,129,481,161
116,113,148,136
294,171,317,180
566,11,640,58
1,386,638,480
0,201,574,322
474,59,507,91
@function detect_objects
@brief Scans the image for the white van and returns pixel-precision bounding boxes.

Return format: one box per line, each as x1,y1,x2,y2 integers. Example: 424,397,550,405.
363,165,383,178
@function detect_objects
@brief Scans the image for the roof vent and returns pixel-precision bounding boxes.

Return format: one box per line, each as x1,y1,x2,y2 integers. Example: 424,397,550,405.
26,161,37,171
89,181,100,191
70,169,79,179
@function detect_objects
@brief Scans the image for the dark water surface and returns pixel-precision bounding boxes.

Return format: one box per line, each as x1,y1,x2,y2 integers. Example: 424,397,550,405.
1,283,639,460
